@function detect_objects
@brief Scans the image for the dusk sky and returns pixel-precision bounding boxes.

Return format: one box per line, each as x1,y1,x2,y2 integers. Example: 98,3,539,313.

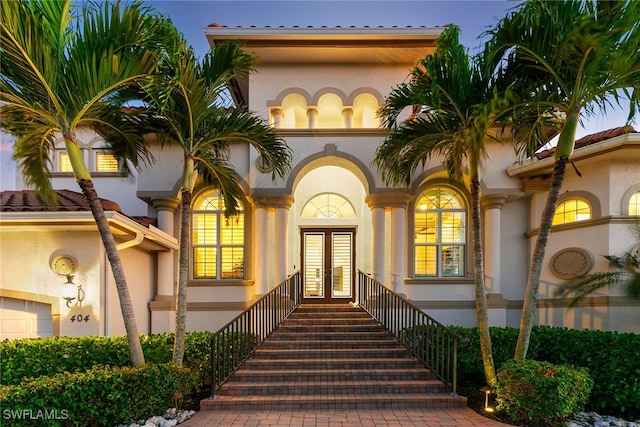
0,1,635,188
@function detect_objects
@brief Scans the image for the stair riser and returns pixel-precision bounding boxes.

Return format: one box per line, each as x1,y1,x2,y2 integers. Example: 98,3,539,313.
251,352,410,360
260,341,402,349
278,325,382,334
240,360,424,370
268,333,393,342
220,383,450,396
230,371,436,382
201,397,467,411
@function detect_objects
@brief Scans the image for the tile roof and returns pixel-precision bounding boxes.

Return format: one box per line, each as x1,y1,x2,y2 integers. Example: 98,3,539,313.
0,189,156,227
0,189,121,212
535,125,636,159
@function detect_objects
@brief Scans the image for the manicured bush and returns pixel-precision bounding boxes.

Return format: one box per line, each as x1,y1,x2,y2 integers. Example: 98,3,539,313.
495,359,593,426
0,332,212,386
0,363,198,427
452,326,639,419
533,326,640,418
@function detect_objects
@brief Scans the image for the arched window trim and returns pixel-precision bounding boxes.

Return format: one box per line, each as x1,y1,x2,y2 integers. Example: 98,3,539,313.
621,185,640,216
191,190,245,280
412,185,468,278
553,197,592,225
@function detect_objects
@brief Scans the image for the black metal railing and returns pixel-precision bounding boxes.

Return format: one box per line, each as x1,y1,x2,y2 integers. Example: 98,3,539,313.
208,271,301,399
357,270,462,394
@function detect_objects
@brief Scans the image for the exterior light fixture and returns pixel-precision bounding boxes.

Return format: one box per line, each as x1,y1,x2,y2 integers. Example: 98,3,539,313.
50,255,85,308
480,386,494,412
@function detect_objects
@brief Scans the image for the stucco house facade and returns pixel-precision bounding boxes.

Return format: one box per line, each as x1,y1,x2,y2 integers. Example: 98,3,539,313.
1,26,638,340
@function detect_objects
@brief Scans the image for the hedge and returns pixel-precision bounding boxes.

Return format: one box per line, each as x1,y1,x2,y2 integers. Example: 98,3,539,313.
450,325,640,419
0,363,198,427
0,332,212,386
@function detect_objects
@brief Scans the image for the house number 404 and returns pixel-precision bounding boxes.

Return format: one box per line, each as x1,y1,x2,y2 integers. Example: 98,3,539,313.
70,314,90,323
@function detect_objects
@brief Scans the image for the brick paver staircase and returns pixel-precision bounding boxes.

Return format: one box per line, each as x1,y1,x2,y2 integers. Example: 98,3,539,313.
200,304,467,411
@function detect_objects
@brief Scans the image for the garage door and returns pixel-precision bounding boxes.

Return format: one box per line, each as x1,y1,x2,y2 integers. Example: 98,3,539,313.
0,297,53,339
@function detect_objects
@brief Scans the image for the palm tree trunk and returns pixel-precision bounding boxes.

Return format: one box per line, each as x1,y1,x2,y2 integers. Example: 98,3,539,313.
77,179,145,366
172,188,192,365
470,178,497,386
514,156,569,359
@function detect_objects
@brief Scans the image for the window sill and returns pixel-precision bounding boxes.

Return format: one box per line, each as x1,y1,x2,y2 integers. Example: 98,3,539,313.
188,279,254,287
405,277,474,285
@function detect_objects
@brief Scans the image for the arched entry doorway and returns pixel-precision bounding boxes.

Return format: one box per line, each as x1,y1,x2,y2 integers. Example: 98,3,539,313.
290,163,371,304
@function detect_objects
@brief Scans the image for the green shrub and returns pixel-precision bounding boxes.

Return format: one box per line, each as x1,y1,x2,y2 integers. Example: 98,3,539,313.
0,332,212,386
0,363,198,427
495,359,593,427
451,326,639,419
533,326,640,417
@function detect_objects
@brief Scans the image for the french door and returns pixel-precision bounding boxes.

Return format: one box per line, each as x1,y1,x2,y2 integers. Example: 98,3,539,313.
301,228,355,303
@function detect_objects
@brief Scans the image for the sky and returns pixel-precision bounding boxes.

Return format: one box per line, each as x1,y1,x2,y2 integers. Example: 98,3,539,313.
1,0,636,190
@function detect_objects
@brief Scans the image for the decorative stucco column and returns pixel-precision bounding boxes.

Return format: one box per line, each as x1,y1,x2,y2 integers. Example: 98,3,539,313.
365,194,386,282
481,194,508,327
271,108,284,129
342,107,353,129
254,205,269,295
481,195,507,294
307,108,318,129
272,195,294,284
149,196,180,333
366,192,412,295
253,193,294,293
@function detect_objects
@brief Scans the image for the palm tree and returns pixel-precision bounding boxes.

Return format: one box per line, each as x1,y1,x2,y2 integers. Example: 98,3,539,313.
487,0,640,359
555,224,640,306
143,39,291,365
0,0,177,366
374,26,502,387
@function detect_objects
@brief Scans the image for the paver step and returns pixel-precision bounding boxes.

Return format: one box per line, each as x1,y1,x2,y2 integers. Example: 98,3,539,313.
250,347,411,359
229,368,436,382
260,339,402,349
267,331,394,341
240,357,424,370
219,379,450,396
201,393,467,411
277,324,384,333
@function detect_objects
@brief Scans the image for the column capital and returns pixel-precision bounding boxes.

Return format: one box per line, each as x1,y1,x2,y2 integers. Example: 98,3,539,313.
251,193,295,209
365,192,412,209
481,194,508,211
151,197,181,212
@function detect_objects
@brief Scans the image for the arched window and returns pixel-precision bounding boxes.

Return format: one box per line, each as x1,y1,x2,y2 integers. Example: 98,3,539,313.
629,191,640,216
553,198,591,225
301,193,356,219
192,190,244,279
414,186,466,277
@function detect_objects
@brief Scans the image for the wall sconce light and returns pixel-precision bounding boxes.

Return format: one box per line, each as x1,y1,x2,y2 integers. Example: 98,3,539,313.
480,386,494,412
62,275,85,308
50,255,85,308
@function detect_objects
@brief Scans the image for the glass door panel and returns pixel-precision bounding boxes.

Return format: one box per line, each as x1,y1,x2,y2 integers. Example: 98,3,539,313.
303,232,324,298
331,232,352,298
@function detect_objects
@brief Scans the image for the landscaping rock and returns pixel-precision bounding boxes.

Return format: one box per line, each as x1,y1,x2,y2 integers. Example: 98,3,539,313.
567,412,640,427
115,408,196,427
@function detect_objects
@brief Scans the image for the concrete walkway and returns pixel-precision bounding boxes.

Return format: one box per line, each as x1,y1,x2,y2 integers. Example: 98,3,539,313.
179,408,513,426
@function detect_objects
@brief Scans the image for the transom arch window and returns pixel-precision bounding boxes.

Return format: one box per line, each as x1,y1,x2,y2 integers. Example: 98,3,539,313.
629,191,640,216
301,193,356,219
553,198,591,225
192,190,245,279
414,186,466,277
